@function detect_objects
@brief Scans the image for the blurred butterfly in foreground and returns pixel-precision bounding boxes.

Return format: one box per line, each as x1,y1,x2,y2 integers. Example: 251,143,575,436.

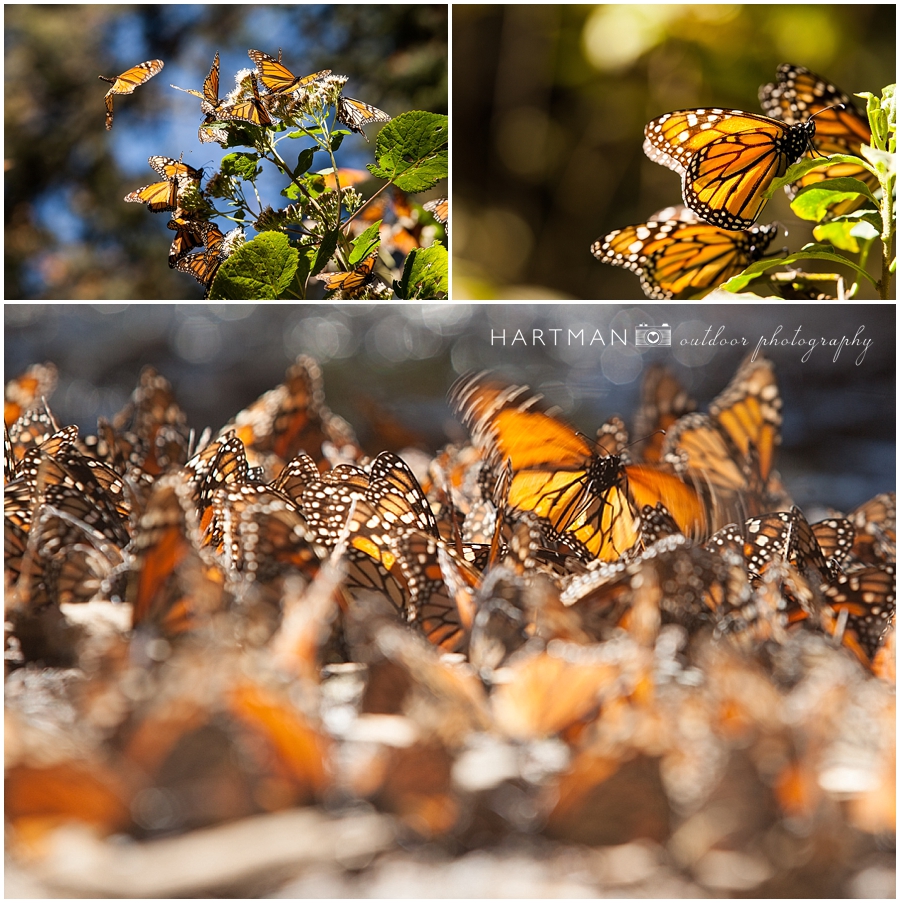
643,103,838,230
592,204,778,299
98,59,164,131
336,96,392,141
759,63,877,217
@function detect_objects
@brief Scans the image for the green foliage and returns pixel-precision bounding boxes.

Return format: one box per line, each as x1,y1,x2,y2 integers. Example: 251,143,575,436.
209,232,298,300
125,59,446,299
368,112,449,192
396,243,448,299
727,81,896,300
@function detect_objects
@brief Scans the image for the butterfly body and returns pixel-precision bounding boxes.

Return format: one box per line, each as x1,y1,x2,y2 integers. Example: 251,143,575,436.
248,49,331,95
644,108,815,229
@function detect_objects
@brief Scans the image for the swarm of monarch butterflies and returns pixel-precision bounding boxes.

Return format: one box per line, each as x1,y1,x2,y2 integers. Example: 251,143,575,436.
594,64,880,299
5,355,894,895
105,49,450,300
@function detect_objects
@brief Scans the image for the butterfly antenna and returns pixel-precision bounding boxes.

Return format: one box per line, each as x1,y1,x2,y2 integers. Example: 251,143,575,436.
806,104,847,158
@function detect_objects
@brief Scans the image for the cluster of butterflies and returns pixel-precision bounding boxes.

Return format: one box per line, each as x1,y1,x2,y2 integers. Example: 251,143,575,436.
4,356,895,847
102,50,396,295
593,64,877,299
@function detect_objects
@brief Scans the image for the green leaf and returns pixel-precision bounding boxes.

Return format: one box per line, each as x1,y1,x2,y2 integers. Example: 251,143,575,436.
368,111,448,192
813,219,880,251
208,232,298,300
790,177,879,220
349,222,382,266
295,148,315,177
722,244,876,293
220,152,261,181
312,230,340,277
765,154,876,198
330,132,345,153
396,243,448,299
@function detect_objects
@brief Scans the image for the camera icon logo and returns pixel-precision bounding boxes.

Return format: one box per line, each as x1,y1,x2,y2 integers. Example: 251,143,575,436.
635,323,672,347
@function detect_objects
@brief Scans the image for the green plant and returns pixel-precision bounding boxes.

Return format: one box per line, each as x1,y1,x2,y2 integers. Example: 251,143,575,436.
129,55,448,300
725,82,896,300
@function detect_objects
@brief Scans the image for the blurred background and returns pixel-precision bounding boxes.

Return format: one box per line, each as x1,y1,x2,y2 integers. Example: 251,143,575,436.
452,4,896,299
4,4,448,300
5,303,894,514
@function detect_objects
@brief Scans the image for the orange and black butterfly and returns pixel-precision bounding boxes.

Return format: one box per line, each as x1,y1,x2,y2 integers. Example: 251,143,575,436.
632,364,697,464
643,106,819,229
822,564,895,662
336,96,391,141
125,156,199,214
174,223,226,294
167,216,206,267
661,355,783,524
759,64,877,217
248,49,331,95
99,59,164,130
845,492,895,567
315,250,379,296
216,356,360,473
5,362,58,427
592,205,778,299
127,470,226,639
423,198,448,227
218,72,272,127
171,51,221,113
450,372,706,563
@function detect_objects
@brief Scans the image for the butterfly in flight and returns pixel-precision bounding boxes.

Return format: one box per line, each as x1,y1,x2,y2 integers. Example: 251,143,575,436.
98,59,164,131
593,204,778,298
759,63,877,217
643,105,824,229
450,372,706,562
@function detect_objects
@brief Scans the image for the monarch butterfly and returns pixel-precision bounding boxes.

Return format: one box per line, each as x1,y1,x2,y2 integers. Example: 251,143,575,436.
218,73,272,127
592,204,778,298
217,355,360,473
248,49,331,94
167,215,206,267
126,470,225,638
450,372,707,562
643,107,819,230
632,364,697,464
148,155,204,185
124,176,178,213
315,250,379,296
336,96,391,141
823,564,895,661
5,362,58,427
98,59,164,130
662,354,783,524
175,246,224,294
846,492,896,566
170,51,221,112
423,198,448,234
759,64,877,217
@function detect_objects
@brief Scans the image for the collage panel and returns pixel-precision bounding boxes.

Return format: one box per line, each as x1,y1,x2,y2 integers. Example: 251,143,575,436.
5,302,896,897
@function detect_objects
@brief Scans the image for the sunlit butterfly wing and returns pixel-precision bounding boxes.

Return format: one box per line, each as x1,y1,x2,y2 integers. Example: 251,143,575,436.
218,72,273,127
759,63,877,217
336,95,391,141
98,59,164,130
124,177,179,213
127,470,226,638
167,216,206,267
148,155,204,185
423,198,448,229
248,49,331,94
592,213,778,299
315,251,379,296
643,108,815,229
823,564,895,662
